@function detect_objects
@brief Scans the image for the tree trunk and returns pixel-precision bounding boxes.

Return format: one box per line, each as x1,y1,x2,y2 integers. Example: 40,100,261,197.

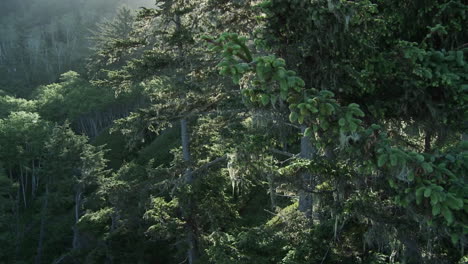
20,165,27,208
268,173,276,209
72,186,82,250
298,125,315,218
31,160,37,199
424,130,432,153
34,184,49,264
399,231,422,263
180,118,197,264
181,118,192,183
12,167,21,261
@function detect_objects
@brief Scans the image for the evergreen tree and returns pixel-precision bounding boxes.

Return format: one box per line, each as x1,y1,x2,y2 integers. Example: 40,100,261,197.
0,1,466,263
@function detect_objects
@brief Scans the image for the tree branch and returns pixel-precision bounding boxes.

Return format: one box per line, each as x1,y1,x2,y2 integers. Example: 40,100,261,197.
270,148,296,158
192,156,227,175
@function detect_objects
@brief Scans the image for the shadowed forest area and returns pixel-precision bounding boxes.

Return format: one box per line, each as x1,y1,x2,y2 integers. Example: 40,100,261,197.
0,1,467,263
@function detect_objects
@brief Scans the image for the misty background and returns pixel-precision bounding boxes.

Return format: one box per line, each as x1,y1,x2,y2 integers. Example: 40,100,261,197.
0,0,154,97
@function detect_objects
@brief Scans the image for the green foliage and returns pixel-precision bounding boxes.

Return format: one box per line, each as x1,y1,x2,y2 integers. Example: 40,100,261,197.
0,110,107,263
91,127,130,170
144,197,185,239
206,0,467,262
0,94,36,118
206,203,334,264
36,71,122,122
135,122,181,166
1,1,466,263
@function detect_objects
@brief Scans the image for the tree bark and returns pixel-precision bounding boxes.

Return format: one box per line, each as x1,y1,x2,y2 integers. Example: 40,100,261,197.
181,118,192,183
20,165,27,208
298,125,315,218
12,167,21,262
424,130,432,153
34,183,49,264
180,118,197,264
72,186,82,250
268,173,276,209
31,160,37,199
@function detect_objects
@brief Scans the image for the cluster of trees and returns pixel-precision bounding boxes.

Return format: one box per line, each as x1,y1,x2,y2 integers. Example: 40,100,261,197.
0,0,466,263
0,0,153,96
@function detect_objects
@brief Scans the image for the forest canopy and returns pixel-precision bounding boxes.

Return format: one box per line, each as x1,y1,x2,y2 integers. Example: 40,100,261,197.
0,0,467,264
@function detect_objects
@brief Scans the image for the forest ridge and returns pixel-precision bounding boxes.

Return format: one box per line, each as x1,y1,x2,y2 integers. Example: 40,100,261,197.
0,0,467,264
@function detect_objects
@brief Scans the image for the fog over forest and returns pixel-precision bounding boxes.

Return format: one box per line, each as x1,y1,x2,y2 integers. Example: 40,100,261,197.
0,1,466,264
0,0,154,96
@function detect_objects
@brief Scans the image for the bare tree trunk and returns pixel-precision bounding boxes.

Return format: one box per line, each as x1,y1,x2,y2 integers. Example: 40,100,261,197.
12,167,21,261
91,119,98,138
34,184,49,264
399,231,422,263
80,118,86,135
268,173,276,209
31,160,36,199
424,130,432,153
36,161,41,195
25,164,28,202
298,125,315,218
105,209,120,264
20,165,27,208
182,119,193,184
72,186,82,250
181,118,197,264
